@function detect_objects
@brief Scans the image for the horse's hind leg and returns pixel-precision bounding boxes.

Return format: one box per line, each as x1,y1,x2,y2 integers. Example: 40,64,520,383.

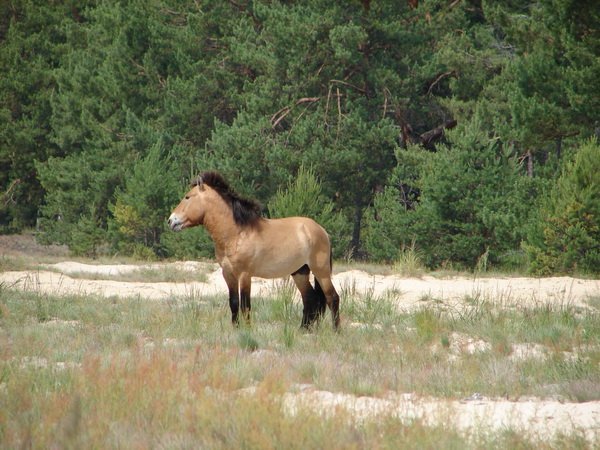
313,278,327,318
239,272,252,324
313,275,340,330
291,265,320,328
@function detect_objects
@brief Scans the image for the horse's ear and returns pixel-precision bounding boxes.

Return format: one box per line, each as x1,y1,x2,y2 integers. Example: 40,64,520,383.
191,176,204,190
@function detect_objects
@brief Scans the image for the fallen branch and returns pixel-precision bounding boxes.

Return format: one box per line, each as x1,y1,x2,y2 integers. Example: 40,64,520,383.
330,79,367,94
426,70,455,95
2,178,21,206
420,119,457,147
270,97,320,129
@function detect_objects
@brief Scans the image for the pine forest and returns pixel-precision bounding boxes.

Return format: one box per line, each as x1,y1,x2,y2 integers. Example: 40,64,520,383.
1,0,598,274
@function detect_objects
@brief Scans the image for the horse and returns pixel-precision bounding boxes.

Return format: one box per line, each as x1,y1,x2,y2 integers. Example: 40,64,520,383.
167,171,340,330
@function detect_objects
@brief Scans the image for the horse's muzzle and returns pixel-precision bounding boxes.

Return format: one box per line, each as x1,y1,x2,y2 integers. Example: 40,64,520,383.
167,214,183,232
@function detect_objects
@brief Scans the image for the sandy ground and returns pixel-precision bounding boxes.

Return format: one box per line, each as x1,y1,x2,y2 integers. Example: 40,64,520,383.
278,387,600,443
1,258,599,443
1,260,598,310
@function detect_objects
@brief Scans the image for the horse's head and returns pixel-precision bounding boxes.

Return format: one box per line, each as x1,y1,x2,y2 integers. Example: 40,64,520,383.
168,172,262,232
167,181,207,232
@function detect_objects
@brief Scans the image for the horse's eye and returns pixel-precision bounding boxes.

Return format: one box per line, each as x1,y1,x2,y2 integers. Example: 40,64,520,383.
185,195,190,200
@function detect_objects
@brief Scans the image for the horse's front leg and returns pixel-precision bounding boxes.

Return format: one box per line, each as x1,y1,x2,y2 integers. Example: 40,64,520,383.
239,272,252,324
222,269,240,325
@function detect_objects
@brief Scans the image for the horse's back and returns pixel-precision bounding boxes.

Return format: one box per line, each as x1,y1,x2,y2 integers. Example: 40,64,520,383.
268,216,330,248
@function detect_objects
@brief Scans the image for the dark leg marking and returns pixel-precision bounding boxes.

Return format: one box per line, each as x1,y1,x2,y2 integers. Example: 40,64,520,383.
291,265,310,276
223,270,240,326
240,285,251,322
292,265,326,329
313,275,340,330
313,278,328,318
228,286,240,325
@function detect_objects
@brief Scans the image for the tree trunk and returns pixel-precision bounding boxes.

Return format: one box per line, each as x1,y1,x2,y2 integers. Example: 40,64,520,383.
527,149,534,177
351,201,363,257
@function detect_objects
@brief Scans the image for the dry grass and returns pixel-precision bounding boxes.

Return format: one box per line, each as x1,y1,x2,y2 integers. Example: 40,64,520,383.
1,279,598,448
393,241,426,277
0,254,42,272
57,265,210,283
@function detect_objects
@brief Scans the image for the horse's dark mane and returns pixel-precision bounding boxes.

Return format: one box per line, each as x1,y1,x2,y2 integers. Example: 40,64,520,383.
192,171,262,227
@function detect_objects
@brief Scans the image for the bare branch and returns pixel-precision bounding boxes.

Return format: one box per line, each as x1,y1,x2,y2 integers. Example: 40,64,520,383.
324,85,333,126
270,107,291,129
330,79,366,94
426,70,455,95
2,178,21,206
270,97,320,129
296,97,320,105
382,87,393,119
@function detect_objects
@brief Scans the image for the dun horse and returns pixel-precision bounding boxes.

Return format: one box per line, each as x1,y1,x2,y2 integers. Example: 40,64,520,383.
167,171,340,330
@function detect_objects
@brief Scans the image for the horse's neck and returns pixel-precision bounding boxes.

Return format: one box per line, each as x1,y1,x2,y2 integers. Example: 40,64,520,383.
202,199,239,252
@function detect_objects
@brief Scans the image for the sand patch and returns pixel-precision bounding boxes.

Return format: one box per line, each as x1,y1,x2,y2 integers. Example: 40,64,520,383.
1,263,598,312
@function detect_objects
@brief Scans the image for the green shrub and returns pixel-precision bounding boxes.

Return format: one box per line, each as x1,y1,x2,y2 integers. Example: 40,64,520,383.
363,145,427,262
365,120,538,269
69,216,107,258
524,138,600,275
109,142,181,257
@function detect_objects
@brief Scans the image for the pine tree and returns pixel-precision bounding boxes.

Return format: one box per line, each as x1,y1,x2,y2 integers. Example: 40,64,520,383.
201,0,468,253
524,138,600,274
2,0,598,271
109,141,180,257
0,1,75,230
366,119,537,269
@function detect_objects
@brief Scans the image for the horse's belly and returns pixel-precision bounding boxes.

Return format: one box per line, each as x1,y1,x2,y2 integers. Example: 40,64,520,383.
251,256,305,279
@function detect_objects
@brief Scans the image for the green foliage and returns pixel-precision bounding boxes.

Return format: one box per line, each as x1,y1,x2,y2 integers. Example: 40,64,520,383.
366,120,538,269
525,138,600,275
0,1,74,231
200,0,452,251
35,147,125,256
160,226,215,260
109,142,180,257
363,144,429,262
393,240,426,277
268,165,350,258
69,216,106,258
1,0,598,272
438,1,599,176
416,123,533,268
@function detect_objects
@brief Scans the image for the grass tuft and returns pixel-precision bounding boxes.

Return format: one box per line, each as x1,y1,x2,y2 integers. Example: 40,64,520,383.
393,240,425,277
238,330,260,352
